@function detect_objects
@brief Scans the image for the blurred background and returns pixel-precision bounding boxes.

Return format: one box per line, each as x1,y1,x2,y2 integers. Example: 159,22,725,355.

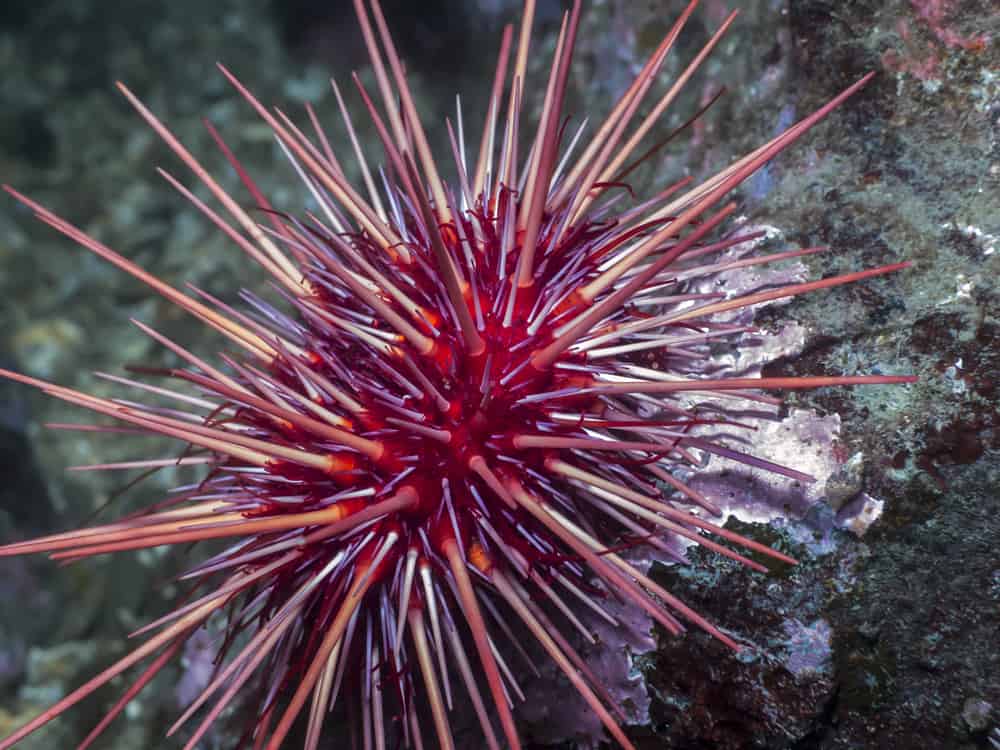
0,0,997,748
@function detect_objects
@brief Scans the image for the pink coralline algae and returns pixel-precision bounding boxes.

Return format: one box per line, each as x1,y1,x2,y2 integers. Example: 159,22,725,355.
882,0,990,82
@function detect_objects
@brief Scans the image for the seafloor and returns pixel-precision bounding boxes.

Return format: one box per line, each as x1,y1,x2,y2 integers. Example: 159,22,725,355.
0,0,997,748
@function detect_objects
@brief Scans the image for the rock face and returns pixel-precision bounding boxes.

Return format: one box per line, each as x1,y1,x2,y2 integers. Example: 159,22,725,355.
568,1,998,749
1,0,997,749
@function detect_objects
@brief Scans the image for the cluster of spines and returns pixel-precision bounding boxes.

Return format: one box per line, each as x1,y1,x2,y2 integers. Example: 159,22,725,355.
0,1,914,749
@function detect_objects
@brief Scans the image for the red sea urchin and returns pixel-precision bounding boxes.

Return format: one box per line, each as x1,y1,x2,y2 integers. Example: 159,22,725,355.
0,1,915,748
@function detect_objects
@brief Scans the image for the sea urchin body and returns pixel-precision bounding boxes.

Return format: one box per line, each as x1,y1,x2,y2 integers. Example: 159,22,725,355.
0,1,914,748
